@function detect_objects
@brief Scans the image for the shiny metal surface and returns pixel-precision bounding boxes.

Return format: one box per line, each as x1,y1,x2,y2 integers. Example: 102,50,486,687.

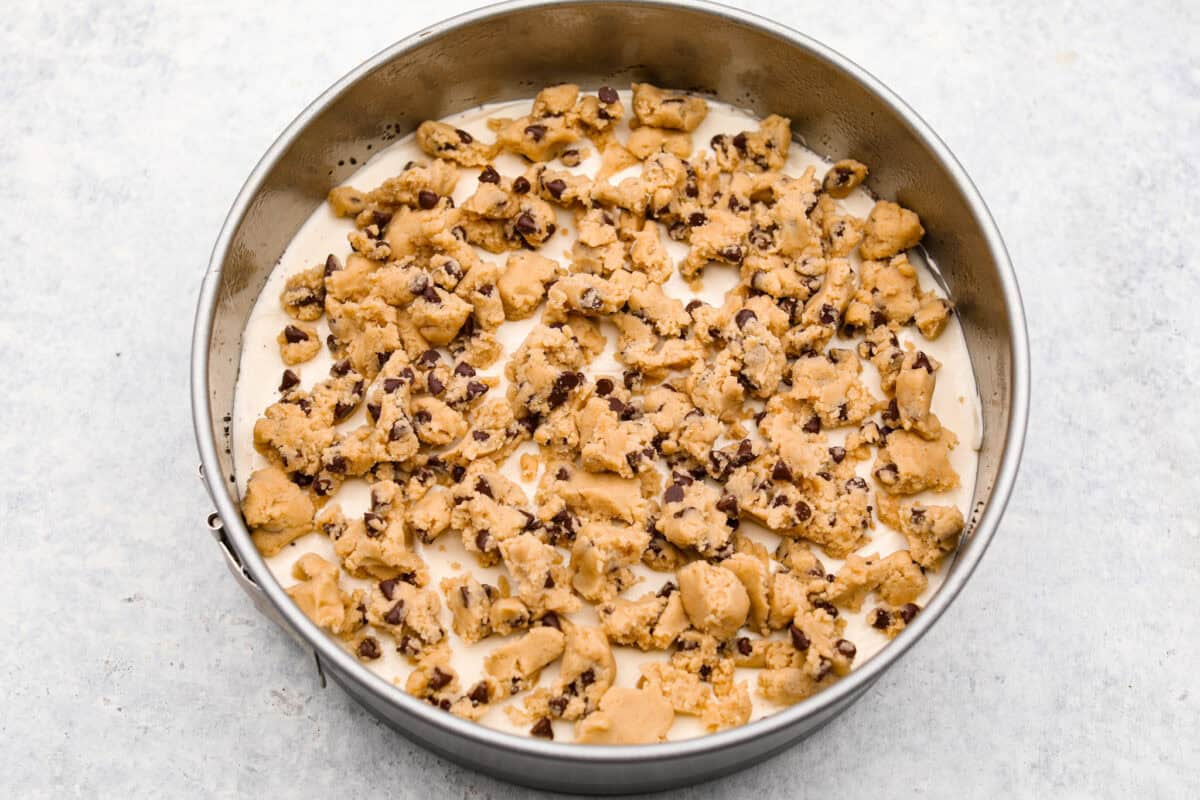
191,0,1029,792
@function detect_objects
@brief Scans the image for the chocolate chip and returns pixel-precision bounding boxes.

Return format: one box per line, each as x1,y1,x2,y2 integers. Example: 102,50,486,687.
547,371,582,408
512,176,531,194
472,430,490,441
818,304,838,325
664,484,685,504
875,463,899,484
789,625,810,651
913,351,933,373
427,667,452,691
899,603,920,623
468,682,490,704
803,416,822,434
732,132,748,151
734,308,757,328
475,530,491,552
530,717,554,739
515,212,539,236
456,128,473,144
846,476,868,491
383,600,406,626
282,325,309,344
324,253,342,276
870,310,888,328
417,349,440,368
378,578,398,601
813,599,839,619
474,476,493,498
479,165,500,183
333,401,354,421
427,374,445,395
720,245,744,263
593,377,614,396
836,639,857,659
545,178,567,199
687,212,707,227
829,446,847,464
737,637,753,656
581,287,603,310
598,85,618,104
417,189,439,209
366,402,380,421
541,610,562,630
871,608,891,630
716,494,739,516
735,439,755,465
465,381,488,401
795,500,811,521
771,461,792,482
356,637,381,660
560,149,580,167
623,370,639,390
524,124,547,142
279,369,300,392
555,467,570,481
452,362,476,378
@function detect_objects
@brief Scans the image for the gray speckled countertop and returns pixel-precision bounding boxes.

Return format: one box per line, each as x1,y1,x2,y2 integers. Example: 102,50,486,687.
1,0,1197,796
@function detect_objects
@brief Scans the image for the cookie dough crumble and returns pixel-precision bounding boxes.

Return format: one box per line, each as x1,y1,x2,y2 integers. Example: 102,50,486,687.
237,84,973,743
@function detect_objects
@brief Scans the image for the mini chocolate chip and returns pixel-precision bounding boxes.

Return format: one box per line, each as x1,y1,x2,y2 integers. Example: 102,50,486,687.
803,416,822,434
813,599,839,618
283,325,309,344
525,124,547,142
664,484,685,504
279,369,300,392
454,362,476,378
789,625,810,651
465,381,488,401
771,461,793,482
515,212,538,235
795,500,812,521
456,128,473,144
417,189,439,209
734,308,757,328
737,637,753,656
412,410,432,426
819,304,838,325
732,132,748,151
598,85,618,104
479,165,500,183
474,476,493,498
383,377,402,393
876,463,899,484
594,377,614,396
472,430,490,441
379,578,399,601
688,212,707,227
829,446,847,463
383,600,406,626
716,494,739,516
427,374,445,395
846,476,869,491
417,349,441,368
468,682,490,704
555,467,570,481
512,176,531,194
429,667,453,691
899,603,921,623
720,245,744,263
871,608,892,630
531,717,554,739
836,639,857,658
356,637,381,660
545,178,567,199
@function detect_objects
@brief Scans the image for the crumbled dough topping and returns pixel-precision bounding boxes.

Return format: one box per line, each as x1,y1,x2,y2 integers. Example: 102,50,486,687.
241,83,965,743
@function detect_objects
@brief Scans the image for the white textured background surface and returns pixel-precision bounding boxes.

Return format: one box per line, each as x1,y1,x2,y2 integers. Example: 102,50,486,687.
1,0,1197,796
